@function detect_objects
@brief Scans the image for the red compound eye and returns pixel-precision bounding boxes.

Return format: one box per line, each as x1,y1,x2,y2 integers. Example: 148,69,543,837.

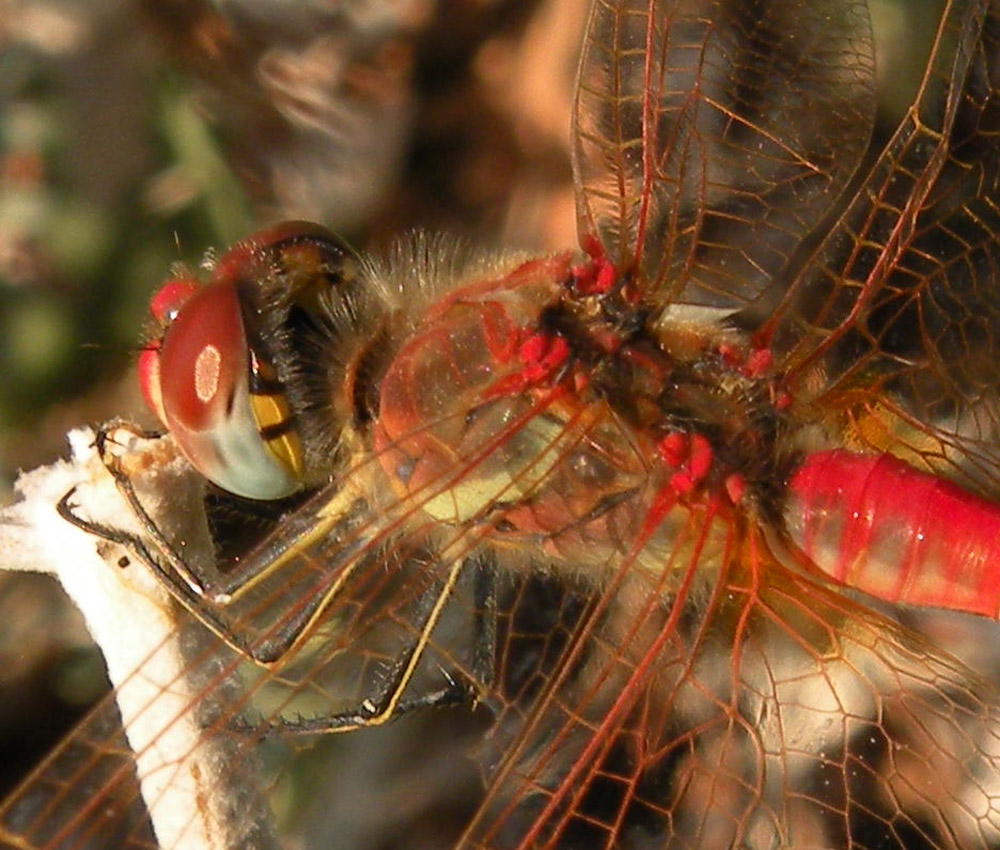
140,274,303,500
140,276,198,425
148,277,198,326
138,221,356,498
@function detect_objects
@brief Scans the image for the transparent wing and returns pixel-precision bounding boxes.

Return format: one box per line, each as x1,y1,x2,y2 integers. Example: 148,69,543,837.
463,515,1000,850
572,0,877,308
764,0,1000,498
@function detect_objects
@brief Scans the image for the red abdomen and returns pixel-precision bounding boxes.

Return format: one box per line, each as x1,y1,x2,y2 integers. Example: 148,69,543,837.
786,450,1000,617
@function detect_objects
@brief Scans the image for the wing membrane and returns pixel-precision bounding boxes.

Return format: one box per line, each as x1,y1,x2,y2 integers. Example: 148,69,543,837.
0,700,159,849
765,1,1000,495
463,515,1000,849
572,0,877,308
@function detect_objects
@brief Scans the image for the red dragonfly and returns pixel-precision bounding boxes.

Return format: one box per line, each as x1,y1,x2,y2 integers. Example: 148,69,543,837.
4,0,1000,848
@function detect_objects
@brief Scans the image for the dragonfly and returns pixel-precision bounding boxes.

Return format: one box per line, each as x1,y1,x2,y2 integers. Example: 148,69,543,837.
4,0,1000,848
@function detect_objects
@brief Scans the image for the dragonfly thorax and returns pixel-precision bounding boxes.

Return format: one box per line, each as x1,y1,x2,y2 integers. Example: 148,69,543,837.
370,251,798,564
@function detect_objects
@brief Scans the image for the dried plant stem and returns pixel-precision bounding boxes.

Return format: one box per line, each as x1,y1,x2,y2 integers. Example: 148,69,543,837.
0,429,272,850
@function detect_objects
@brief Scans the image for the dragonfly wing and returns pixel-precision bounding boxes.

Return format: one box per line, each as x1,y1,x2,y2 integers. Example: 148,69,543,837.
462,512,1000,850
0,702,159,850
571,0,876,309
701,0,1000,518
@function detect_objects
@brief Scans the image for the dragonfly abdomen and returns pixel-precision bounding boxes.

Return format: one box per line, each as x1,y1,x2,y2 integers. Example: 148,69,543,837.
786,450,1000,617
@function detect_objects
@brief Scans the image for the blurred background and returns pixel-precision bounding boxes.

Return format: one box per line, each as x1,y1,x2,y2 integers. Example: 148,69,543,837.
0,0,954,840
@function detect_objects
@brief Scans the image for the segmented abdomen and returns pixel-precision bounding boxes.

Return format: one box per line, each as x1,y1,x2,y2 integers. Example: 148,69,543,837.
786,450,1000,617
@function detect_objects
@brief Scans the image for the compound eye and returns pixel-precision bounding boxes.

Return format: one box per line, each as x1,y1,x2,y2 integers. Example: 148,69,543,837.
142,278,304,500
139,276,198,425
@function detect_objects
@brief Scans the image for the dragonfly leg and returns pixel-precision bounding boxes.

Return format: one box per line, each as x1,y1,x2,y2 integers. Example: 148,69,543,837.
84,423,232,597
61,475,383,669
232,672,478,739
61,424,501,722
469,553,499,697
55,425,358,662
57,483,298,659
236,557,500,736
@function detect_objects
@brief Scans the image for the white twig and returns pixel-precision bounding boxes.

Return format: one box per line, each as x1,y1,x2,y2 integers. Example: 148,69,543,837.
0,428,271,850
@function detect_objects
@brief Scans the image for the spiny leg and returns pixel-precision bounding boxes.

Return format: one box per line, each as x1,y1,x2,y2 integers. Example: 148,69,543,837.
224,556,500,737
60,427,501,733
58,424,376,665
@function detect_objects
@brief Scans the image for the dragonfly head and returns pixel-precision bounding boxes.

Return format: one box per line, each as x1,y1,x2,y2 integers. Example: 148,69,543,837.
139,222,359,501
